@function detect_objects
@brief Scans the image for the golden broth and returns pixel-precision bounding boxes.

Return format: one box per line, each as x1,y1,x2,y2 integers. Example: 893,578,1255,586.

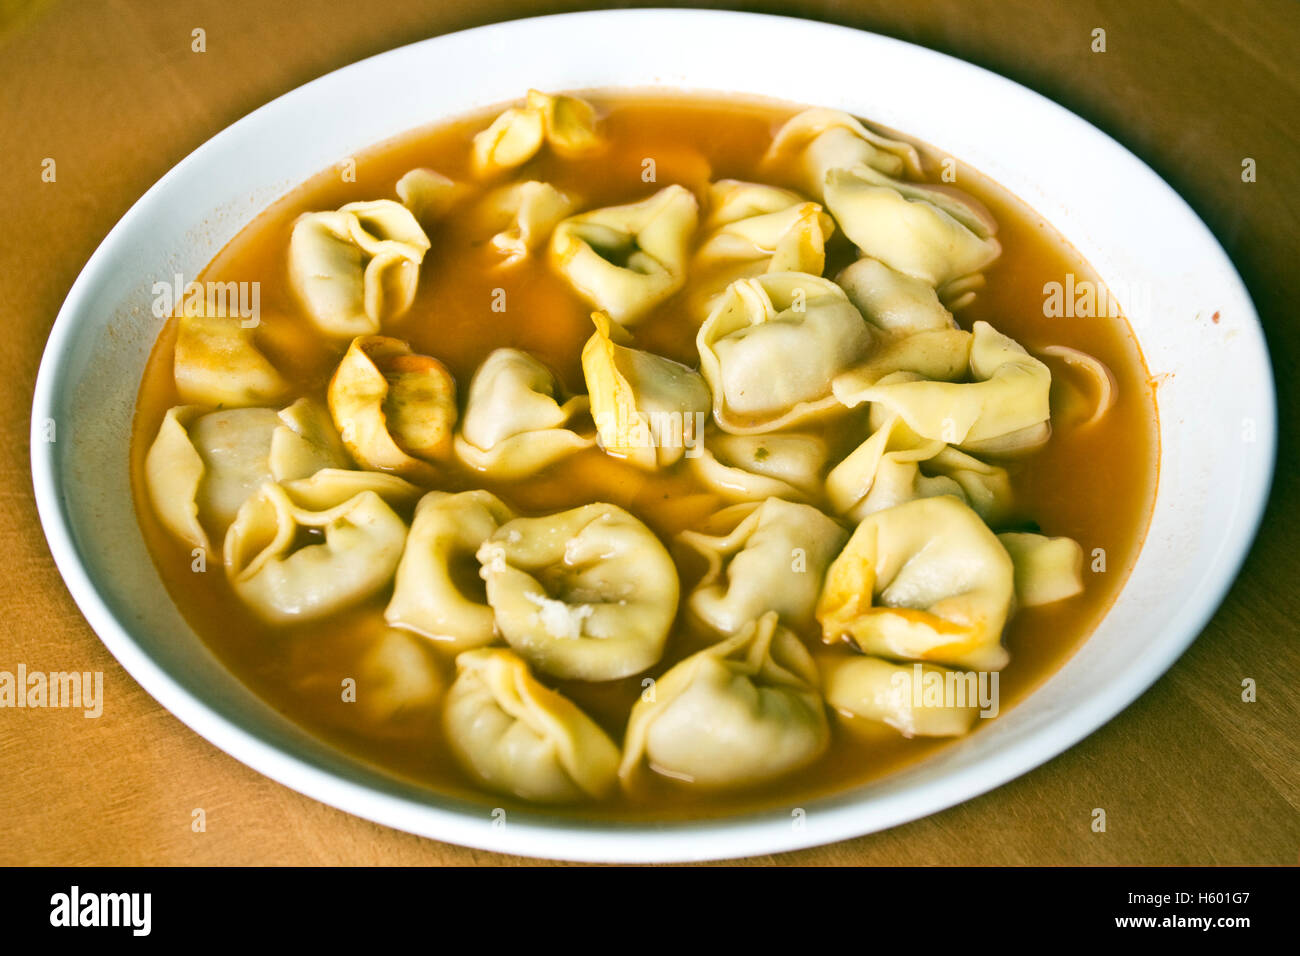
129,93,1159,821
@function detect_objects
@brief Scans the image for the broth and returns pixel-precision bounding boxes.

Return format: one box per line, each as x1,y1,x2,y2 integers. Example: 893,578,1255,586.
129,92,1159,821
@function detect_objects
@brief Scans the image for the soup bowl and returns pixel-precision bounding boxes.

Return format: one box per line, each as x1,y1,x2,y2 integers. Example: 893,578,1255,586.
30,9,1275,862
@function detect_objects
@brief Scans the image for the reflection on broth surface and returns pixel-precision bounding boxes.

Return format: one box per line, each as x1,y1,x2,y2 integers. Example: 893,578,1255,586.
131,92,1158,820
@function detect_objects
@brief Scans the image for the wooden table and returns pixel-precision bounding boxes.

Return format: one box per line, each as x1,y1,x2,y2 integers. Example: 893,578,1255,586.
1,0,1295,865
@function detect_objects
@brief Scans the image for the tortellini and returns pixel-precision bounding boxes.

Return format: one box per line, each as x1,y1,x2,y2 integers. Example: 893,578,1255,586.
817,495,1015,670
697,272,872,434
834,321,1052,456
352,622,446,728
289,200,431,338
689,180,835,315
223,469,420,624
385,490,516,650
328,335,457,481
471,90,602,176
454,348,593,478
620,612,829,789
835,257,958,337
174,311,287,408
678,498,847,636
144,398,349,551
690,429,829,504
471,180,575,265
824,166,1001,293
763,107,923,200
582,312,710,469
1040,344,1118,428
395,167,466,225
444,648,620,803
477,503,678,681
826,411,1012,523
819,655,980,738
550,185,699,326
998,532,1085,607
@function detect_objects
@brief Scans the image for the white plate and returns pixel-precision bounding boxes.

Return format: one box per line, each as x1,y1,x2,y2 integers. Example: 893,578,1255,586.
30,10,1275,862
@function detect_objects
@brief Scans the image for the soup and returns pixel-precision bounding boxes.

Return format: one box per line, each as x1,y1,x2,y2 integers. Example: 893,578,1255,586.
130,91,1158,820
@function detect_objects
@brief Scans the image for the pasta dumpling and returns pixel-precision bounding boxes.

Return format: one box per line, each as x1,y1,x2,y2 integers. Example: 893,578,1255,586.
835,257,958,336
620,612,829,789
819,655,980,738
823,166,1001,293
678,498,847,635
174,311,287,408
763,107,923,200
689,179,835,315
289,199,431,338
582,312,710,469
223,469,420,624
455,348,594,478
477,502,678,681
328,335,458,482
471,89,602,176
353,622,446,727
385,490,516,650
395,167,466,225
471,180,575,265
444,648,620,803
144,398,349,551
550,185,699,326
998,532,1085,607
690,429,828,503
817,494,1016,670
697,272,872,434
833,321,1052,456
826,412,1012,523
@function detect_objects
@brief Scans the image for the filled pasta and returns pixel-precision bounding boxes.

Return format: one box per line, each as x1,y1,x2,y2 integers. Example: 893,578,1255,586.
998,532,1086,607
550,185,699,326
385,490,516,650
688,179,835,315
697,272,872,433
678,498,847,636
826,411,1012,523
471,89,602,176
144,398,349,551
818,495,1016,670
288,199,430,338
328,335,458,482
395,167,466,225
833,320,1052,456
471,180,576,265
823,165,1001,294
477,502,679,681
763,107,923,200
819,655,981,738
620,612,829,789
223,469,420,624
689,429,829,503
582,312,710,469
173,311,287,408
455,348,593,478
444,648,620,803
835,257,958,336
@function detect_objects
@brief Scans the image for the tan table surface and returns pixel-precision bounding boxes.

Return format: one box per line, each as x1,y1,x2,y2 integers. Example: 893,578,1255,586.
1,0,1296,866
